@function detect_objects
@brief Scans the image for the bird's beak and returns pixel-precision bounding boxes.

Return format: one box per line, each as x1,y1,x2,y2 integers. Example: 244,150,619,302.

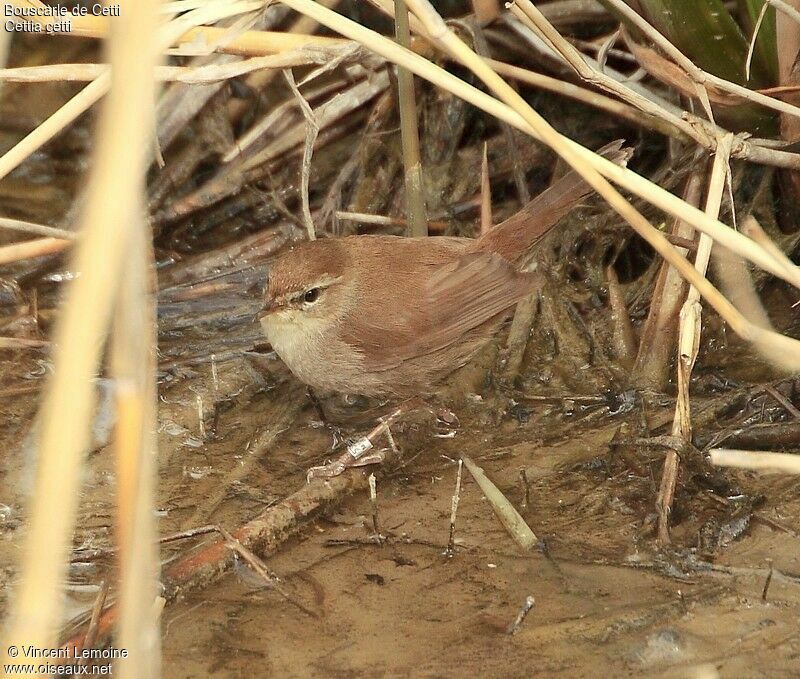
255,299,281,322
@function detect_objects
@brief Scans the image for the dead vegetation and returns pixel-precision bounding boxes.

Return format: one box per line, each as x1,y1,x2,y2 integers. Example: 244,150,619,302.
2,0,800,676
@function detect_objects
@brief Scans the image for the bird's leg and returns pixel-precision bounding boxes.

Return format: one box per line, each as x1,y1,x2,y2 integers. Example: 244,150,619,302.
306,387,345,449
306,386,328,423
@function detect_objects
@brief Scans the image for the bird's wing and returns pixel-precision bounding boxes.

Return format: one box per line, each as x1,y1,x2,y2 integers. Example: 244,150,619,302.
346,251,538,372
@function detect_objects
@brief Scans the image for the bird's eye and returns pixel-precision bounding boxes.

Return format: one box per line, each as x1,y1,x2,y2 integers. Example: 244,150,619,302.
304,287,320,303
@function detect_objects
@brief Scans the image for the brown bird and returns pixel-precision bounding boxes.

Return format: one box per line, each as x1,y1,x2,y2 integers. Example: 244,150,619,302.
259,142,628,398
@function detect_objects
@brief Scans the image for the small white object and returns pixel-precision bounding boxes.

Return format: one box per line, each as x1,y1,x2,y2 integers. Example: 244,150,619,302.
347,437,373,459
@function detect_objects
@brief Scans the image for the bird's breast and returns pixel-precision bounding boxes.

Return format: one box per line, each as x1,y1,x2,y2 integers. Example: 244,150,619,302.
260,312,366,392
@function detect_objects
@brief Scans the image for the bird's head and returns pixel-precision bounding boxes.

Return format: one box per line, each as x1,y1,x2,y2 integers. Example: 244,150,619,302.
258,239,351,332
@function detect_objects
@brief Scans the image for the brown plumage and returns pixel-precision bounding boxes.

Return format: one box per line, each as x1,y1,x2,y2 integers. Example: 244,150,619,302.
260,142,629,396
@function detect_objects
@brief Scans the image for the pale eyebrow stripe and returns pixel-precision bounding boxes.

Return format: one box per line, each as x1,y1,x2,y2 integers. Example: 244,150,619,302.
276,275,343,304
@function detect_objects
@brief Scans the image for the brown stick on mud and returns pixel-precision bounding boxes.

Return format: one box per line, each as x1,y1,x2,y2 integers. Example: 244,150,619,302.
62,463,379,655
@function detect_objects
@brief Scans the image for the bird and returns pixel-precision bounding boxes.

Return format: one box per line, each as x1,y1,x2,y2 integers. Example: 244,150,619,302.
259,142,629,399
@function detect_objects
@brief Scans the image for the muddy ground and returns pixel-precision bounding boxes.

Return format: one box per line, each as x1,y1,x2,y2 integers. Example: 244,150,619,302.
3,333,800,677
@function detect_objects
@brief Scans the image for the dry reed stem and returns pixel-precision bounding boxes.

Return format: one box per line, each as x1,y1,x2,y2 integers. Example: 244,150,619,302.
0,74,108,183
1,0,160,665
505,2,710,147
395,0,428,237
770,0,800,26
335,211,408,226
485,58,688,141
480,142,492,234
605,265,636,370
656,134,733,545
0,236,71,265
79,581,109,665
0,337,49,349
631,161,705,390
111,221,159,676
502,291,537,381
334,211,450,231
0,45,356,83
278,0,800,371
710,449,800,474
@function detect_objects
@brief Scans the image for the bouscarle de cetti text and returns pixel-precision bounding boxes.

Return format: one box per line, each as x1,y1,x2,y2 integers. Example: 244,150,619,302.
4,4,120,17
4,3,120,34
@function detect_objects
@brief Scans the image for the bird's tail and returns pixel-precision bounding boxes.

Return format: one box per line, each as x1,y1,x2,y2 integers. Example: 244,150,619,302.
475,140,632,262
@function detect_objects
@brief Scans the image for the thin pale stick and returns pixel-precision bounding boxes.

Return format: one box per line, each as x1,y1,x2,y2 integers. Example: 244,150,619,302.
0,45,356,83
746,1,771,81
0,217,75,240
0,237,71,265
710,449,800,474
283,69,319,240
480,142,492,234
656,134,733,545
111,210,160,678
462,455,537,550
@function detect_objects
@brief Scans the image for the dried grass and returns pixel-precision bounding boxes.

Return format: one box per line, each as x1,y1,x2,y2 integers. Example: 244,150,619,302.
4,0,800,666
